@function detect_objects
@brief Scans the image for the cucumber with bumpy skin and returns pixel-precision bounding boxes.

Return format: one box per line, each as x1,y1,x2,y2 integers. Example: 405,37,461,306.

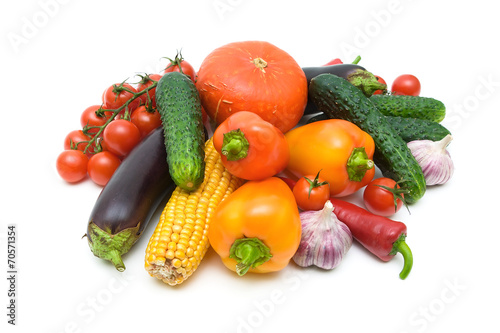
370,94,446,123
384,115,451,142
307,113,451,142
156,71,206,191
309,73,426,204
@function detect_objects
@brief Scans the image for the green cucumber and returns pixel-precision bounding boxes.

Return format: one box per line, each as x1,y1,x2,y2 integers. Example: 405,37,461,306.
156,72,205,191
370,94,446,123
307,113,451,142
385,115,451,142
309,74,426,204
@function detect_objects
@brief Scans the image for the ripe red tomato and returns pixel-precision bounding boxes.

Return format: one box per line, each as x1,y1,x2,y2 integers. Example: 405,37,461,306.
196,40,308,133
391,74,421,96
137,73,162,107
102,82,140,115
64,129,91,152
102,119,141,157
87,151,121,186
80,105,108,135
56,150,88,183
64,129,102,157
163,54,196,82
363,177,406,217
130,105,162,138
373,75,387,95
292,172,330,211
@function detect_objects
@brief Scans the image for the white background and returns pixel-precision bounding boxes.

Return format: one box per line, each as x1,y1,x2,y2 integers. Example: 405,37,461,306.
2,0,499,332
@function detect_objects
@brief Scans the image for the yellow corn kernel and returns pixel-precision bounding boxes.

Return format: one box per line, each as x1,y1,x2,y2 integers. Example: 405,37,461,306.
144,138,244,286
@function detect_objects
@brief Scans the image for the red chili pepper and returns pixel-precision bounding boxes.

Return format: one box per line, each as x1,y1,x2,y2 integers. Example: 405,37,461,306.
329,198,413,279
322,55,361,66
323,58,343,66
278,176,297,191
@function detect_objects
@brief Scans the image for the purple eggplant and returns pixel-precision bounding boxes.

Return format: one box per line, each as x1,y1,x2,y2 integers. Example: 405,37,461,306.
86,127,175,271
301,63,386,115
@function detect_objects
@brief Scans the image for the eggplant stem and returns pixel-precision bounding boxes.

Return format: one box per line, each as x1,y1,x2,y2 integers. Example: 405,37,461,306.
352,55,361,64
109,250,126,272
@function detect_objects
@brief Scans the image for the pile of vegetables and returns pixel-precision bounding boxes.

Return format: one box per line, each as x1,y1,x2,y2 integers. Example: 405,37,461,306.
56,40,455,285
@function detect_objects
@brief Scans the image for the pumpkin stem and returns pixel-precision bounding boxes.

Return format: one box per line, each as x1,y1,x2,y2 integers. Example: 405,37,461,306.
252,57,268,72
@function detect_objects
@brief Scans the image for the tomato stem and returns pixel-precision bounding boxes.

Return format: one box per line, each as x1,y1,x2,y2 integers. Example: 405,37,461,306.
163,49,185,74
375,183,410,214
221,129,250,161
346,147,374,182
229,237,272,276
305,170,329,198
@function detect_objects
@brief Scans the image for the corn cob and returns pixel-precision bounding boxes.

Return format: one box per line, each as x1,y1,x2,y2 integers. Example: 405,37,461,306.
145,138,244,286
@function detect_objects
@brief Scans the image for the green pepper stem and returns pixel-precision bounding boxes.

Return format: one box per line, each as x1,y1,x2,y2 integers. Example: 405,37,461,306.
391,235,413,280
229,238,272,276
221,129,250,161
346,147,374,182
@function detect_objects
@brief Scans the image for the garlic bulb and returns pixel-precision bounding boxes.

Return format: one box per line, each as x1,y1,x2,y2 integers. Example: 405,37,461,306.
293,200,352,270
407,134,454,186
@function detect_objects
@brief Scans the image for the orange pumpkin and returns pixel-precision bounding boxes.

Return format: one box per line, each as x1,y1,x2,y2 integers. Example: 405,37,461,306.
195,40,308,133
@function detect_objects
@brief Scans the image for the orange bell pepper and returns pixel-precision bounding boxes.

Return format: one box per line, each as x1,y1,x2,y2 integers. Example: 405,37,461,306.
285,119,375,197
208,177,302,275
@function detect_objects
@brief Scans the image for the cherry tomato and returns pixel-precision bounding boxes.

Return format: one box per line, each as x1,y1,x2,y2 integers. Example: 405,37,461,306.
163,53,196,82
391,74,421,96
363,177,406,217
80,105,108,135
130,105,162,138
136,73,162,107
64,129,91,152
102,119,141,157
292,171,330,211
64,129,102,157
373,75,387,95
102,82,140,115
87,151,121,186
56,150,88,183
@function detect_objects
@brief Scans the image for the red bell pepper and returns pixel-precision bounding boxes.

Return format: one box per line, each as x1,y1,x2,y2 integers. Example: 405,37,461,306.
329,198,413,279
212,111,289,181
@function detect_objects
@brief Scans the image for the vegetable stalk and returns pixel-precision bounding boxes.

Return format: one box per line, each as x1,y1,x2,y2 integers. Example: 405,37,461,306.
229,238,273,276
221,129,250,161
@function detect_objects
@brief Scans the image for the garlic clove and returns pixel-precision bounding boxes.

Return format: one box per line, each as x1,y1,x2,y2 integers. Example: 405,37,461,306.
293,200,353,270
407,134,454,186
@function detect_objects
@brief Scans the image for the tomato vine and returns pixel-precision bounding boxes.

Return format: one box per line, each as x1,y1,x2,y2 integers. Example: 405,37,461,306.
82,77,159,155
